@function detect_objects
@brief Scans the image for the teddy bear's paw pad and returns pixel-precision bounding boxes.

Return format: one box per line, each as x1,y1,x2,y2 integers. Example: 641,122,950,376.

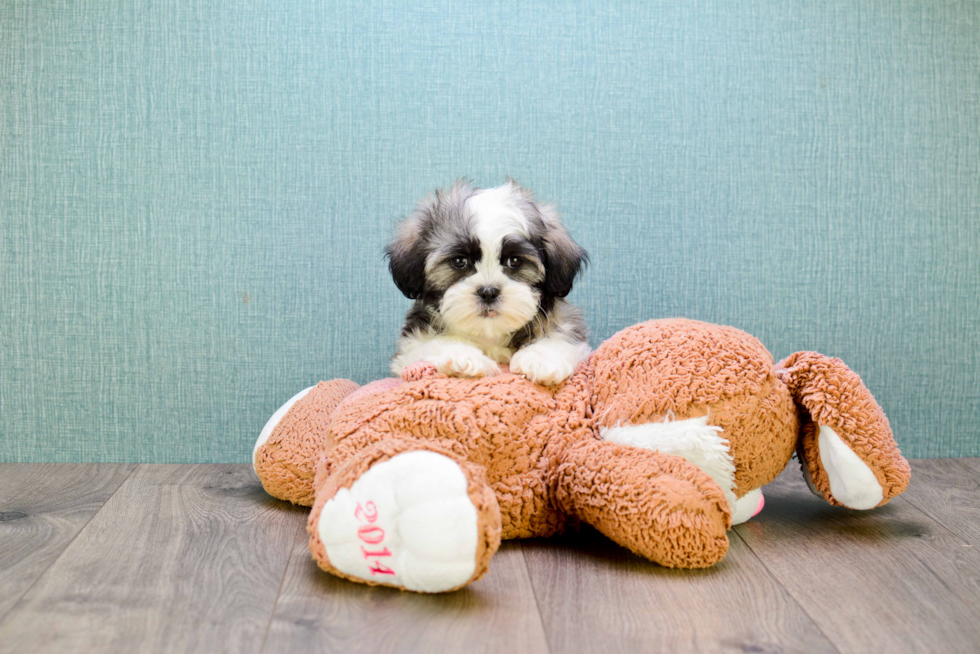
818,425,884,510
316,451,479,592
427,344,500,378
730,488,764,525
253,386,316,463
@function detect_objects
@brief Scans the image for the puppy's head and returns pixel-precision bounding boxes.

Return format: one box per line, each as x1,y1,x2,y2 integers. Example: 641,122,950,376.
385,179,588,341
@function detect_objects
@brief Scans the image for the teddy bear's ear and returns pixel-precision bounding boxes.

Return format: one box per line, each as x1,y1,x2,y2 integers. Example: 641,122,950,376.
538,202,589,299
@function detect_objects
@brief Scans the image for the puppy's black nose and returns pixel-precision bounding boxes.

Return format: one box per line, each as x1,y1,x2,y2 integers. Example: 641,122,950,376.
477,286,500,303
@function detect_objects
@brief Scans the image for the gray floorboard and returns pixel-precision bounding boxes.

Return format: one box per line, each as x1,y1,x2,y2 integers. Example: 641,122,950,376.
522,524,838,654
0,463,136,621
899,458,980,545
0,464,302,654
261,540,549,654
734,460,980,654
0,458,976,653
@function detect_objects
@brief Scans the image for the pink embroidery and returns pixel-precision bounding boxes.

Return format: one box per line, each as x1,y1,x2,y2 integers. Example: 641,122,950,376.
354,501,378,523
356,524,385,545
353,501,395,576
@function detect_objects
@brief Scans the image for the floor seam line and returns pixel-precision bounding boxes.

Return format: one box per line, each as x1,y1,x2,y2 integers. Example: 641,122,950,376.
520,541,554,654
897,461,978,547
257,514,308,654
730,527,843,654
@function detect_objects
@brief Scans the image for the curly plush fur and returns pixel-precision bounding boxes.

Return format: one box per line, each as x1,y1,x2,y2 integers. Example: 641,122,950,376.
254,319,910,593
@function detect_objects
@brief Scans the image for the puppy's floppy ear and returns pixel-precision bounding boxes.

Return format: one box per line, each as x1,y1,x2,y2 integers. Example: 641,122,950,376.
384,213,426,300
539,203,589,298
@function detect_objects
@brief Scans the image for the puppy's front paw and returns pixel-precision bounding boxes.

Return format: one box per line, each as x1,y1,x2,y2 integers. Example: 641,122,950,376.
427,344,500,378
510,345,575,386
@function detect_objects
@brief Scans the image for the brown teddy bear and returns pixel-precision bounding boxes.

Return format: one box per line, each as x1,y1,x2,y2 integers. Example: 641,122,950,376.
253,319,910,593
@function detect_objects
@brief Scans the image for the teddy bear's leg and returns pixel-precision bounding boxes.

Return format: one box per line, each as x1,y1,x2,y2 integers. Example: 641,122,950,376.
308,439,502,593
777,352,911,510
553,439,732,568
600,415,767,526
253,379,360,506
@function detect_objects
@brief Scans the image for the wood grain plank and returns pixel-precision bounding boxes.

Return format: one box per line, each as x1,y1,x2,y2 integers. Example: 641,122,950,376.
899,458,980,545
0,463,136,621
0,464,305,654
522,524,837,654
735,462,980,654
261,541,550,654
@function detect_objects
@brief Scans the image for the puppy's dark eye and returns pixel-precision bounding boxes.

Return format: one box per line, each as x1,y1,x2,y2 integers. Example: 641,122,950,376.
504,256,523,270
450,256,469,270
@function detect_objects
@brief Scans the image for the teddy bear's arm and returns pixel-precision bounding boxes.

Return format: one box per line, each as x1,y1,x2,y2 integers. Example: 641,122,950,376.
551,438,732,568
777,352,911,509
253,379,360,506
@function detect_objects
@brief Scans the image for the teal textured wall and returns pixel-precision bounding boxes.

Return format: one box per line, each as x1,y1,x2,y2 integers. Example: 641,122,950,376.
2,1,978,462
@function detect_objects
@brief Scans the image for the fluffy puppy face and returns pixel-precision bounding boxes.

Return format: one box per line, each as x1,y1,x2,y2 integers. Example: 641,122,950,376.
386,179,587,343
436,187,543,341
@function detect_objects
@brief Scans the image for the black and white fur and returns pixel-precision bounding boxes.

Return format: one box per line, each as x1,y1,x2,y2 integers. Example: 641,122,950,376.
385,179,590,385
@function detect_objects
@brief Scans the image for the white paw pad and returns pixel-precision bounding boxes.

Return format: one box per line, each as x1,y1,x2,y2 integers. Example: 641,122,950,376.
730,488,764,525
818,425,884,510
317,451,479,592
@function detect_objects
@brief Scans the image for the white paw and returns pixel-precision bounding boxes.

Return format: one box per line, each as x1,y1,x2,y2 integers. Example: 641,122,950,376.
818,425,884,510
730,488,764,525
427,343,500,378
317,451,479,593
510,345,576,385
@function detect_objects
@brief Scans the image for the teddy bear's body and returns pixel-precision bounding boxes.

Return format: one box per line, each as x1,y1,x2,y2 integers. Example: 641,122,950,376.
327,368,569,540
254,319,910,593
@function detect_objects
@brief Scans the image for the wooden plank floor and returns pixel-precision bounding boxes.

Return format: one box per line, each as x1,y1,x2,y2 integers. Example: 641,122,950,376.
1,459,977,654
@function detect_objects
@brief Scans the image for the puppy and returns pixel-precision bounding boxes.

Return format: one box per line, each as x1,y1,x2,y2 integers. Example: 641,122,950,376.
385,179,590,386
